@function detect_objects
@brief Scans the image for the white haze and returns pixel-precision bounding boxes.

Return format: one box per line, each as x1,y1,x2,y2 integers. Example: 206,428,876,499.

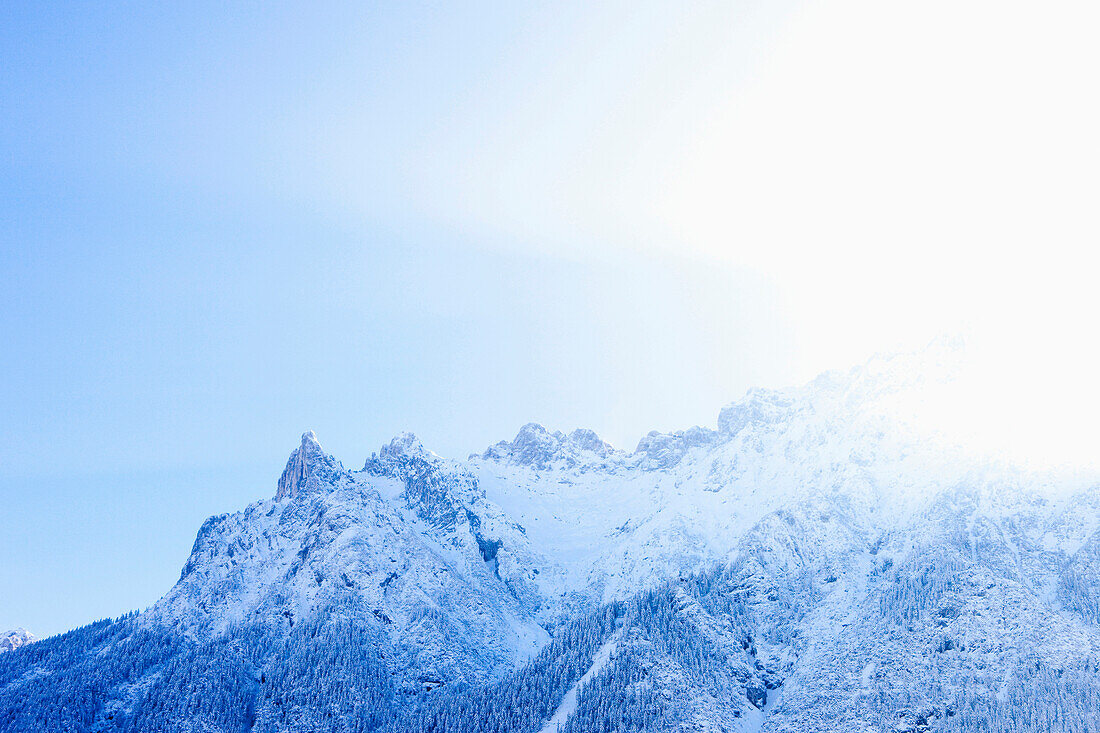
407,0,1100,469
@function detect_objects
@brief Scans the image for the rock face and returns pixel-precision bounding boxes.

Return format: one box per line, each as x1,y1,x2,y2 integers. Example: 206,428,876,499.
3,341,1100,732
480,423,621,470
274,430,343,501
0,628,34,653
716,387,793,437
161,429,546,687
634,425,717,469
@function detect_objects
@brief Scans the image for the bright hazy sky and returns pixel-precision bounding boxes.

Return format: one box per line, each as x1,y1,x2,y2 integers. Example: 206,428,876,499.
2,1,1098,636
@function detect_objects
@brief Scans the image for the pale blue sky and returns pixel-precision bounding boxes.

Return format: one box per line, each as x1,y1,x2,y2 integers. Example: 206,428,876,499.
3,1,1098,637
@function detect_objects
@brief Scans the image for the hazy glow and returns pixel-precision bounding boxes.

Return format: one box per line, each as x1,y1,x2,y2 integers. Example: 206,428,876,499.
411,0,1100,467
655,0,1100,467
895,333,1100,469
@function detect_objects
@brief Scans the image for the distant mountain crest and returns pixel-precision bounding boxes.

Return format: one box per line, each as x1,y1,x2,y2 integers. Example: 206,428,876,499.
376,431,433,462
479,422,620,469
0,628,34,653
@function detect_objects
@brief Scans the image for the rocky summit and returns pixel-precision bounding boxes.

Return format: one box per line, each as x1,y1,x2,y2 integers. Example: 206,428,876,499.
0,630,33,655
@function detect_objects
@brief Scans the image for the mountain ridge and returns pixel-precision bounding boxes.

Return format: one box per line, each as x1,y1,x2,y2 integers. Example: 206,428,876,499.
2,340,1099,732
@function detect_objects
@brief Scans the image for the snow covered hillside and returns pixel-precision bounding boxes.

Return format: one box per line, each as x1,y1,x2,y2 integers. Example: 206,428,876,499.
2,340,1099,732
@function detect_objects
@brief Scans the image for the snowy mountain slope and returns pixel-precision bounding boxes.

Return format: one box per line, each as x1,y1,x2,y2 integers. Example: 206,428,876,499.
2,340,1100,732
150,430,548,691
412,485,1100,732
0,631,33,655
463,340,1098,630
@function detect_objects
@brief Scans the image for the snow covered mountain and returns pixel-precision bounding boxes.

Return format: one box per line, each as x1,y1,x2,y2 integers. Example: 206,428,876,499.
0,630,33,655
151,429,548,691
2,340,1099,732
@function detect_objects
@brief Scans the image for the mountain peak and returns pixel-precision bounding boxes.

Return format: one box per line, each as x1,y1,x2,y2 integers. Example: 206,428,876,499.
634,425,718,469
378,431,432,461
480,422,618,469
0,628,34,653
717,388,795,437
275,430,342,501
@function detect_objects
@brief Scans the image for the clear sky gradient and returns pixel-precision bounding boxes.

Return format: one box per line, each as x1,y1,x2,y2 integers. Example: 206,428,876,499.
3,1,1098,637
